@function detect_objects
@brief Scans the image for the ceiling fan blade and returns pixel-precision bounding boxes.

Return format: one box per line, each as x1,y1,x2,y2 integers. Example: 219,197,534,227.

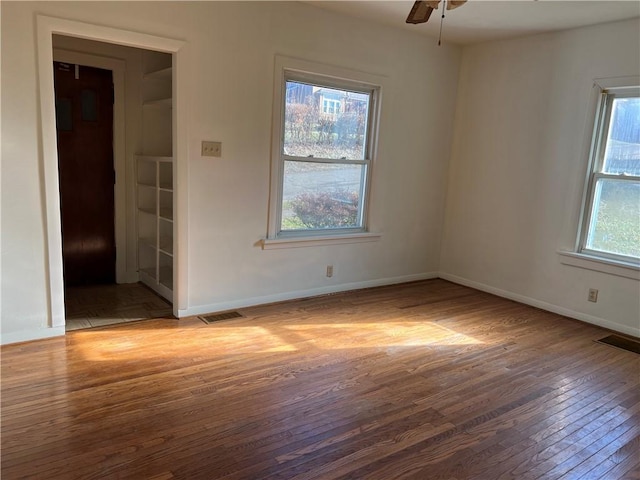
406,1,435,24
447,0,467,10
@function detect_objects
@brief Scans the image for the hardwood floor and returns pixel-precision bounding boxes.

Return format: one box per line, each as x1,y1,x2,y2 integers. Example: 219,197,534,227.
2,279,638,479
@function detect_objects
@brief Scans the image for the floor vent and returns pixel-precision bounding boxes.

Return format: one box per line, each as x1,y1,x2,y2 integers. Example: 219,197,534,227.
596,335,640,355
199,311,244,324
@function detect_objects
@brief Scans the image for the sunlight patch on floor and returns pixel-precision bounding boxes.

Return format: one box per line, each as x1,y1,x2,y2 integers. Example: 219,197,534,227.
72,319,483,362
284,321,483,349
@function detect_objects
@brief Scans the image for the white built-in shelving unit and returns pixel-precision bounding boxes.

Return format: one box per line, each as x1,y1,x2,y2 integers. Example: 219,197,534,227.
136,52,173,302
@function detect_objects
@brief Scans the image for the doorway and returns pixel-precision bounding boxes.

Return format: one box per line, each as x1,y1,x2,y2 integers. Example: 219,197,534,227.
51,37,175,330
37,16,186,332
53,57,173,330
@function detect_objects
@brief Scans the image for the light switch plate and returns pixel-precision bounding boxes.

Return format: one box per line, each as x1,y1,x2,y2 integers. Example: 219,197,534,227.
202,141,222,157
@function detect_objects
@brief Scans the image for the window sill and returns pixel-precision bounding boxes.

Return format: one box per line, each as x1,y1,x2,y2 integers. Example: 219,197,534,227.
260,232,381,250
558,250,640,280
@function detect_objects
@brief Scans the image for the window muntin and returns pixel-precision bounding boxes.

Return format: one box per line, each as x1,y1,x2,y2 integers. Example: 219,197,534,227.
322,98,341,115
581,89,640,262
277,75,377,236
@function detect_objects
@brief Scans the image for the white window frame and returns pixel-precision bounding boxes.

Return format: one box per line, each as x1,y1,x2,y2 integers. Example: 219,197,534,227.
263,56,383,248
579,85,640,262
560,77,640,279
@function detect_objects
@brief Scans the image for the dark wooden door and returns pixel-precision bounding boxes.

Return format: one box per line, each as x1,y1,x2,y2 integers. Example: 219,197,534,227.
54,62,115,286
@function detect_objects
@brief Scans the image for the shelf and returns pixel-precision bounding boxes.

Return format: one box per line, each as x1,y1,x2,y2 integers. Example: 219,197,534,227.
139,267,157,280
159,208,173,221
144,66,172,80
159,266,173,291
159,162,173,190
138,207,156,216
137,155,173,162
139,238,157,250
159,236,173,256
137,56,173,305
137,159,156,187
143,97,172,108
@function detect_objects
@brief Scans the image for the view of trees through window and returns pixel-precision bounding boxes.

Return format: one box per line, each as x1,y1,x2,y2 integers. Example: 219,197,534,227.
586,96,640,259
281,81,371,231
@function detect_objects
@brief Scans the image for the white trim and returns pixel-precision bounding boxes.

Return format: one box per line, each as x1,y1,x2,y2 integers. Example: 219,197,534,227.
36,15,188,329
1,327,66,346
178,272,437,317
52,49,134,284
558,250,640,280
439,272,640,338
37,17,65,328
260,232,381,250
172,42,189,316
594,76,640,91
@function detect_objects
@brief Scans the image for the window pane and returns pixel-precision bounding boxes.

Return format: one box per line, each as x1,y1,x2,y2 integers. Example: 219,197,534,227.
603,97,640,175
284,81,370,160
281,161,365,231
586,178,640,258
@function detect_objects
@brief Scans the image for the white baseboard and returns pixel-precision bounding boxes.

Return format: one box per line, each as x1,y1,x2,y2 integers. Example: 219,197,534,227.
178,272,439,318
8,272,632,343
1,326,66,346
439,272,640,338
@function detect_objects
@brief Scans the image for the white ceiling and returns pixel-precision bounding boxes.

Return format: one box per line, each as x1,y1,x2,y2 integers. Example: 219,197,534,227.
305,1,640,45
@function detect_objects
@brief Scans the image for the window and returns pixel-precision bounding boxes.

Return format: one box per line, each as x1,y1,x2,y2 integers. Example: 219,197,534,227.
267,57,381,243
580,86,640,263
322,98,341,115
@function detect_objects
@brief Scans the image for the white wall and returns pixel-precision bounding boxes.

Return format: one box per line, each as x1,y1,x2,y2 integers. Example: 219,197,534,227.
440,18,640,336
0,2,461,342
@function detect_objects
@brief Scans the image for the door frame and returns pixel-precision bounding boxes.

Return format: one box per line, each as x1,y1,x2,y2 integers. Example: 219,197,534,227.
36,15,188,328
53,49,128,284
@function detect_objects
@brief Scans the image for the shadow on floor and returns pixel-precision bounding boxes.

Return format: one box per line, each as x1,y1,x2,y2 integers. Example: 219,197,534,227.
65,282,173,331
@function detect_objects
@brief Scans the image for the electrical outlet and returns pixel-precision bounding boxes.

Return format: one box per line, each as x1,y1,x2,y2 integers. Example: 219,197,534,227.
588,288,598,303
201,140,222,157
326,265,333,278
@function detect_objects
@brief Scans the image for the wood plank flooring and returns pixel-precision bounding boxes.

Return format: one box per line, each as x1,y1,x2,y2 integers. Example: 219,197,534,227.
2,279,638,479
